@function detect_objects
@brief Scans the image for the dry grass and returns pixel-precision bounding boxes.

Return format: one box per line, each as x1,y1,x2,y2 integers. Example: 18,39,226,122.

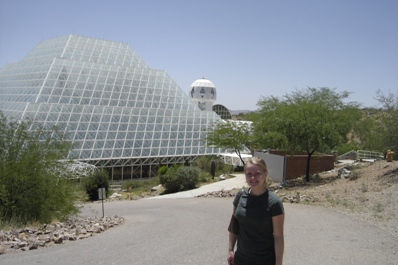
276,160,398,237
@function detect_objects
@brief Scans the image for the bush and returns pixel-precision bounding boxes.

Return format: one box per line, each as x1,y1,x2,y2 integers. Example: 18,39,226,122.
334,143,359,156
199,172,210,183
120,178,158,191
82,170,110,201
159,165,200,193
158,165,169,175
0,113,78,225
177,166,200,191
159,165,180,193
121,180,145,190
192,155,233,177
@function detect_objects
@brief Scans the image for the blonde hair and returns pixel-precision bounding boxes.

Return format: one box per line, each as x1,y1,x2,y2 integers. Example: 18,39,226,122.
244,157,268,173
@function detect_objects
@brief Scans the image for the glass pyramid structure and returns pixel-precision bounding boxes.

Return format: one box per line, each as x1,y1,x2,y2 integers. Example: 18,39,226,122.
0,35,222,181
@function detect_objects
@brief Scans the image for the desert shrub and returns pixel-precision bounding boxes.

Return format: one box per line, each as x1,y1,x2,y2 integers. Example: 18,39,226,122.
158,165,169,175
199,172,210,183
192,155,233,177
159,165,180,193
191,156,212,171
82,170,110,201
234,165,244,172
159,165,200,192
121,178,158,191
0,113,78,225
121,180,146,191
312,173,321,182
177,166,200,191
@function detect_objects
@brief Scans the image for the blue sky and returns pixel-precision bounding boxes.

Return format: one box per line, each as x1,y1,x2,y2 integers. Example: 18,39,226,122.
1,0,397,111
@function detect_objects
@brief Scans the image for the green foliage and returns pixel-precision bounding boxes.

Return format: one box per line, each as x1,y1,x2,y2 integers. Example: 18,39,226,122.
159,165,200,193
158,165,169,175
192,155,233,177
0,113,78,225
159,165,181,193
374,90,398,154
199,171,210,183
205,120,252,165
254,87,362,181
121,180,146,190
177,166,200,191
120,177,159,191
192,156,214,171
82,170,110,201
334,143,359,156
349,109,385,152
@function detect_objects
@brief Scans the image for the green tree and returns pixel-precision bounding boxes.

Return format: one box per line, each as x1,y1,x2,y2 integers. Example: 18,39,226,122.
254,87,361,182
350,109,385,152
205,120,252,166
375,89,398,157
0,113,78,224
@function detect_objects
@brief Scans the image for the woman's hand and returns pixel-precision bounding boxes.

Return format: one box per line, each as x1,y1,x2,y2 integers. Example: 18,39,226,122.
227,250,234,265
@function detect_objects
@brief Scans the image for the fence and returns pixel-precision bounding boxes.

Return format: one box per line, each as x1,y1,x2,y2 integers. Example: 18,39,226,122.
356,150,384,160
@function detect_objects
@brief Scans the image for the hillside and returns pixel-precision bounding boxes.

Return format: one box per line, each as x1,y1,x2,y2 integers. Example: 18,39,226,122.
279,160,398,237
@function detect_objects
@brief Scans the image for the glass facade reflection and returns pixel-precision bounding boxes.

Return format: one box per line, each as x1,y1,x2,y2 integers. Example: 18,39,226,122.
212,104,232,120
0,35,222,181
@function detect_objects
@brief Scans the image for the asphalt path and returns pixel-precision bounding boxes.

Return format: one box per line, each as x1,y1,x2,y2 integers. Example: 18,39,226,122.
1,198,397,265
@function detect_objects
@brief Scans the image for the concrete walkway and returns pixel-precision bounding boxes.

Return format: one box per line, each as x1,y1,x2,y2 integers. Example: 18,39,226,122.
146,159,360,200
146,174,247,199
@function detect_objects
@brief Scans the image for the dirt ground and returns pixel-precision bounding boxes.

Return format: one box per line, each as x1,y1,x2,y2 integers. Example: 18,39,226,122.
277,159,398,238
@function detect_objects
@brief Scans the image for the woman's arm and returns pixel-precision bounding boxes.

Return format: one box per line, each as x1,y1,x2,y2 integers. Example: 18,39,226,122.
272,214,285,265
227,232,237,264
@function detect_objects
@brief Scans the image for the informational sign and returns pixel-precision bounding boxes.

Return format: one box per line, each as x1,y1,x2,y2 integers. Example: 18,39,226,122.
98,187,106,200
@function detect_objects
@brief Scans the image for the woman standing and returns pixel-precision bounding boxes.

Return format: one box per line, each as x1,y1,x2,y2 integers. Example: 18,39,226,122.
227,157,285,265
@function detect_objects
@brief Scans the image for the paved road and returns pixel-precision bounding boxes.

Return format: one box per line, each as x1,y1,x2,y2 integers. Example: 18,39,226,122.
1,198,397,265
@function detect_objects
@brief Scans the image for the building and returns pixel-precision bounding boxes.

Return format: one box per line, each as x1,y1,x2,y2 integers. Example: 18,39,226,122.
189,78,216,111
189,78,232,119
0,34,223,181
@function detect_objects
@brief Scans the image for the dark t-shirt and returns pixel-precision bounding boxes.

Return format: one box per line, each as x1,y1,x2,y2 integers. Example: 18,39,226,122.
231,189,284,264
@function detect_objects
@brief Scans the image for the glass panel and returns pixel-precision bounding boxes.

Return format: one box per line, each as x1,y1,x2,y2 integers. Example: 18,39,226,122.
0,35,223,164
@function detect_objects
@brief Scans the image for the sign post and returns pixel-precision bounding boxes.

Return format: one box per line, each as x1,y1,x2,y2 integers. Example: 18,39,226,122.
98,188,106,218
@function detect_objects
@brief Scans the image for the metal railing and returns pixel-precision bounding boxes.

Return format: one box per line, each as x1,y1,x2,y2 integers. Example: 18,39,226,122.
356,150,384,160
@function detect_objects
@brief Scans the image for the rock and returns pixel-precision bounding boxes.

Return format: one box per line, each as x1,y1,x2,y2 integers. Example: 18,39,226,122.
196,189,238,198
0,245,6,255
0,215,124,255
29,242,39,250
338,168,351,179
54,237,63,244
17,241,28,248
23,227,37,233
151,184,162,191
109,193,122,199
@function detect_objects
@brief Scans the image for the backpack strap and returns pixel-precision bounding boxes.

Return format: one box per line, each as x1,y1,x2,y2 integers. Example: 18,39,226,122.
229,189,244,234
232,189,244,216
